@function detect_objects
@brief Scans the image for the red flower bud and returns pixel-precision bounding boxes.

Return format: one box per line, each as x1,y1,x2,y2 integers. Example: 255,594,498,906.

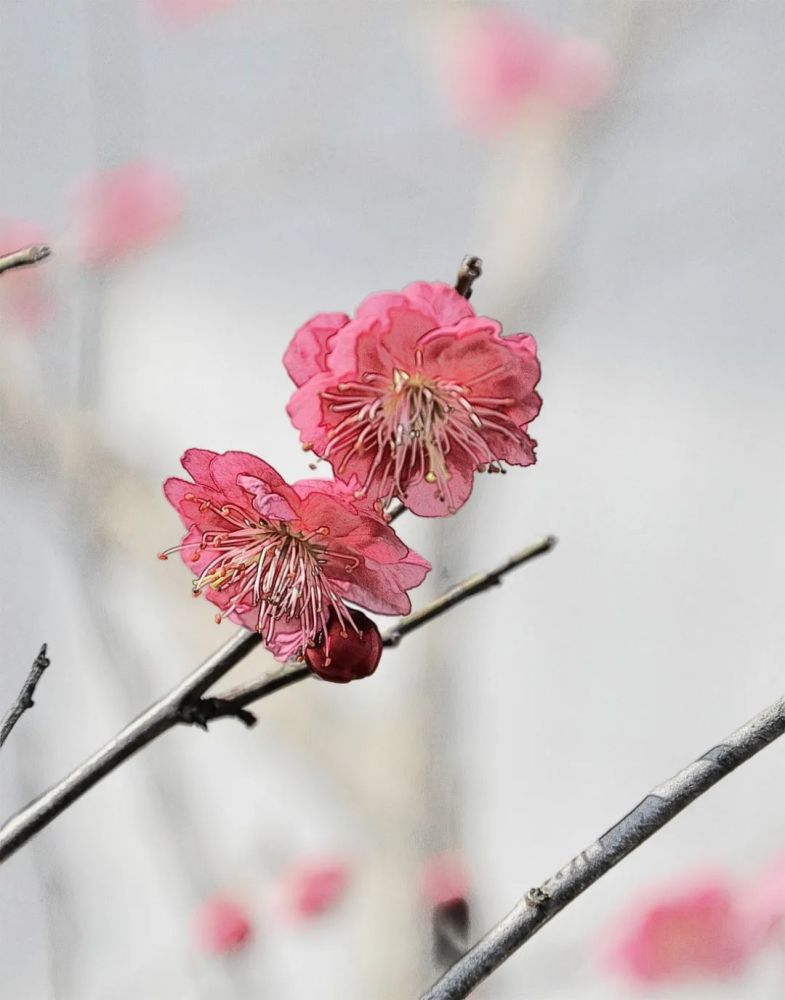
305,608,382,683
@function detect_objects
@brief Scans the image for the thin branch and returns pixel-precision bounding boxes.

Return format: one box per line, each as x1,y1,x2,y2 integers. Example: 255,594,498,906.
193,534,557,724
0,534,555,862
420,695,785,999
183,664,311,727
0,630,260,863
454,255,483,299
0,645,51,751
384,535,556,648
0,244,51,275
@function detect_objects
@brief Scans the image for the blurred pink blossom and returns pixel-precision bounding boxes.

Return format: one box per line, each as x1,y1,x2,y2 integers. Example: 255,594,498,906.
447,10,550,132
0,220,52,332
145,0,233,26
73,161,182,266
445,8,612,133
422,852,469,907
745,853,785,946
281,859,350,919
194,896,252,953
540,36,613,110
604,876,754,985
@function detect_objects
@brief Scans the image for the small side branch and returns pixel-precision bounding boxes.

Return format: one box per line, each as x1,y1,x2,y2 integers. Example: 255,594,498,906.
179,665,310,728
0,645,51,751
454,255,483,299
0,245,51,275
420,693,785,999
192,535,558,722
384,535,556,648
0,535,555,861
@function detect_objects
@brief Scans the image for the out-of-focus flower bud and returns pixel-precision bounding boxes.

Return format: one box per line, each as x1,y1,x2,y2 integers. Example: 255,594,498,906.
281,859,351,920
194,896,252,954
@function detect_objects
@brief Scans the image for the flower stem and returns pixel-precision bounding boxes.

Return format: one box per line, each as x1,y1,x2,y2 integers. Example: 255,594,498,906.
454,255,483,299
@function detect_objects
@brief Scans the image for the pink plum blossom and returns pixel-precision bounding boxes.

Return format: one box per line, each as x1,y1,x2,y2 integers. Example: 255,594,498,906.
285,281,541,517
0,220,52,332
161,450,429,660
604,876,754,985
445,8,611,133
72,161,182,266
281,859,350,919
145,0,234,27
195,896,252,953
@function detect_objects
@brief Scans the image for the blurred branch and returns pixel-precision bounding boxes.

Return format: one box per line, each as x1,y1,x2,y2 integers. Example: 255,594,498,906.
0,645,50,751
420,695,785,1000
0,245,51,275
0,534,555,864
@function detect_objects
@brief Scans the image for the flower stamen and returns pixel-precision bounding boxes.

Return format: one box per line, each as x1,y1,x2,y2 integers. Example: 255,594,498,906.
321,371,526,510
163,513,355,654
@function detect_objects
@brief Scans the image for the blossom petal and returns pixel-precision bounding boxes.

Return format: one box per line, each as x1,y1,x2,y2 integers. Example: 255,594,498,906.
283,312,350,387
209,450,300,510
181,448,220,488
401,281,476,326
237,475,297,521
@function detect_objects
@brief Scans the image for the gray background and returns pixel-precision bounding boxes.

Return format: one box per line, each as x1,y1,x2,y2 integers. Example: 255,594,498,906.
1,1,784,997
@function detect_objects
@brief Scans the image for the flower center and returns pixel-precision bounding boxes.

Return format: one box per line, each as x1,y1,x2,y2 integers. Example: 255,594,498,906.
160,497,356,650
320,357,520,511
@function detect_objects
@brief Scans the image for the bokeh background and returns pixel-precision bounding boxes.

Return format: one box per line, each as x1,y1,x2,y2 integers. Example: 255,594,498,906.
1,1,784,998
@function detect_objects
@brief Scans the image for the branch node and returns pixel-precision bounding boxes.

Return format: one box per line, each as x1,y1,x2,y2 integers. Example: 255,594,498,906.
525,886,550,907
383,630,403,649
177,696,258,730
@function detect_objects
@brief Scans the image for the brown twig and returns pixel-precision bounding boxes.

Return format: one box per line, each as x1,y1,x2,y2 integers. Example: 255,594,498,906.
454,255,483,299
0,645,51,751
0,534,555,862
0,245,51,275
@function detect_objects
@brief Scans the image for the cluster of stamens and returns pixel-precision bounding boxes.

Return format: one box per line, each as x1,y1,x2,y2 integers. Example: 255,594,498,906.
320,350,520,511
159,495,357,652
